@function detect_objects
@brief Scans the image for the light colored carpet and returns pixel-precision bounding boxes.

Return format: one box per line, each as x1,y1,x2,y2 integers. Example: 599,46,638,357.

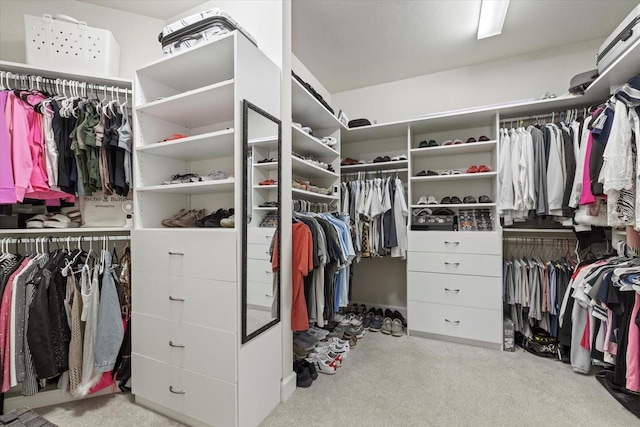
28,332,638,426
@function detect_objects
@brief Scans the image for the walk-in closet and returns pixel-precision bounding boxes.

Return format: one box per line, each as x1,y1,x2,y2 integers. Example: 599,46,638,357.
1,1,640,426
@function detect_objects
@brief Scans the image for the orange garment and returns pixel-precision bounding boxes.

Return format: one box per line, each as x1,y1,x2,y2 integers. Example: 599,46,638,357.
290,222,313,331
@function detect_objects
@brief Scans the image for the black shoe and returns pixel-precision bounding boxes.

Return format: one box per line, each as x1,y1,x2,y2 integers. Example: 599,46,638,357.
384,308,394,319
393,310,407,326
298,359,318,380
293,361,313,388
195,208,224,227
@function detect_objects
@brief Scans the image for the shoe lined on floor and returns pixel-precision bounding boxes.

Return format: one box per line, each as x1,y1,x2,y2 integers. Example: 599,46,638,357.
393,310,407,327
296,359,318,380
294,361,313,388
369,309,383,332
391,318,404,337
306,355,337,375
381,317,393,335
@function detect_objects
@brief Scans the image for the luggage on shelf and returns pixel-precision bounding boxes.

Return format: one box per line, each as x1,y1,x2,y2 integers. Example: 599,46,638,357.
596,4,640,73
159,8,257,56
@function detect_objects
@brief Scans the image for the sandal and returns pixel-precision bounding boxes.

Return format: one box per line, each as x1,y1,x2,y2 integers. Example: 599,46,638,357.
466,165,479,173
43,214,80,228
26,214,48,229
478,165,492,173
259,179,276,186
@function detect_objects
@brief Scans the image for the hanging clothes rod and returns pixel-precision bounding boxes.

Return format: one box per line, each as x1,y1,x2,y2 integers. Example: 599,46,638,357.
0,70,132,95
1,235,131,244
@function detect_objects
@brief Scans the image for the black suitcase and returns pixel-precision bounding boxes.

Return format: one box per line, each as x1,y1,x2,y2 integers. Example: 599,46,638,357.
159,8,256,56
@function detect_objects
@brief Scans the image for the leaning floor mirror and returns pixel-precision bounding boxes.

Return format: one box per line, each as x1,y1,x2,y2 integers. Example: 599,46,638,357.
242,100,281,343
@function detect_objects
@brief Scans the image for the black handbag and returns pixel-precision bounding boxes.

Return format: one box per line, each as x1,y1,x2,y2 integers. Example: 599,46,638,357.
348,118,371,128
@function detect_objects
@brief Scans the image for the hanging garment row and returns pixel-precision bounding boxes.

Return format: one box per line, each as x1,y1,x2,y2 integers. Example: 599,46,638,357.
341,172,408,260
503,238,577,340
0,70,133,206
0,235,131,399
557,250,640,395
276,213,354,330
498,74,640,230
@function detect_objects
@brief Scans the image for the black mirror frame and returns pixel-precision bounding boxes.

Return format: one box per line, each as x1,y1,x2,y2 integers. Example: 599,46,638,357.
241,99,281,344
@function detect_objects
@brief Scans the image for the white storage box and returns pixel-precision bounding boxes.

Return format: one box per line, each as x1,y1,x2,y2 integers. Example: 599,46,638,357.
24,14,120,77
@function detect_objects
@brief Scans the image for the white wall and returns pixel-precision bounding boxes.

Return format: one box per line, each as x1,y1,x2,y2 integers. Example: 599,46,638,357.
0,0,165,79
332,38,602,124
166,1,283,68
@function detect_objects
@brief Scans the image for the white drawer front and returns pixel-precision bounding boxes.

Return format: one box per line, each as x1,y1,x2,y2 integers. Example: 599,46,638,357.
247,243,272,261
132,314,237,383
247,227,276,244
247,258,274,284
132,354,237,427
247,281,275,308
132,229,237,281
131,271,237,332
407,272,501,310
407,251,501,277
408,231,501,255
408,301,501,343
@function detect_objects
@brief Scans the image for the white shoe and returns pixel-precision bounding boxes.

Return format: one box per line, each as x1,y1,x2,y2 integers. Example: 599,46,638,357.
417,196,428,205
306,355,337,374
310,348,343,366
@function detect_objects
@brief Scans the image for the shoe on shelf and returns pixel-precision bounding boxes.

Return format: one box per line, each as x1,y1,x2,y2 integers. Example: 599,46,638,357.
220,214,235,228
161,209,188,227
172,209,206,227
391,318,405,337
200,170,230,181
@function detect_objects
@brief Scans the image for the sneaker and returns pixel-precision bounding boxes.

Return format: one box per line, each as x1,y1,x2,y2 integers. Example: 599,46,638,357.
348,335,357,348
391,318,404,337
381,317,393,335
309,349,343,367
308,327,330,340
417,196,429,205
343,325,364,339
306,355,337,375
220,214,235,228
393,310,407,327
161,209,188,227
369,309,384,332
294,362,313,388
362,309,375,329
327,326,347,338
297,359,318,380
293,343,309,358
294,338,316,351
172,209,206,227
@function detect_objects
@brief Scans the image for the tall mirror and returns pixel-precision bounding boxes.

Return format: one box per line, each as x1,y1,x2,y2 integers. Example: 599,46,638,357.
242,100,281,343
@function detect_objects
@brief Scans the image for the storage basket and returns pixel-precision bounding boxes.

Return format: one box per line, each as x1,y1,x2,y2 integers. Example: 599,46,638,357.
24,14,120,77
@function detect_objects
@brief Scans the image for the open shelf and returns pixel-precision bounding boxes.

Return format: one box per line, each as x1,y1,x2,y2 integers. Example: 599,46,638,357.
253,161,279,171
249,136,279,151
253,206,278,211
291,126,339,158
137,179,235,195
292,188,339,202
254,185,278,190
410,140,497,158
292,156,338,179
135,33,234,93
0,228,131,235
341,160,408,172
292,77,344,130
136,129,235,160
136,80,234,128
410,203,496,209
411,172,497,182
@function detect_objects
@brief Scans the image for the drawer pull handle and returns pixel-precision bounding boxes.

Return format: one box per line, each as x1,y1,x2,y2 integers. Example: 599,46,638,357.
266,294,274,298
265,251,270,255
445,319,460,325
265,236,271,240
168,296,185,301
444,262,460,267
169,385,186,394
168,251,184,256
169,340,186,348
265,270,273,275
444,288,460,293
444,241,460,246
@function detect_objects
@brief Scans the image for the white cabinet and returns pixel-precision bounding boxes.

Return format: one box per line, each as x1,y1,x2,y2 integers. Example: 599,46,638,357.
132,32,281,427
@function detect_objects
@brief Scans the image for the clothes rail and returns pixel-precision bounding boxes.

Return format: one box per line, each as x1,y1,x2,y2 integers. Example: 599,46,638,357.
342,169,408,181
0,70,132,95
1,235,130,244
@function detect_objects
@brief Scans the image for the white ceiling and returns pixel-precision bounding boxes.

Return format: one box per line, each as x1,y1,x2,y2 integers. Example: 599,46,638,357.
76,0,639,94
78,0,209,20
292,0,640,93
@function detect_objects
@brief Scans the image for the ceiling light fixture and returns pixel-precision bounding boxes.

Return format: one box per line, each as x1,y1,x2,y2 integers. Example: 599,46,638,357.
477,0,510,39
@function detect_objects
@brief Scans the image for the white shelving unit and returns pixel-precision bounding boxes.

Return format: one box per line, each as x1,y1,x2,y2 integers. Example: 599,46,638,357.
132,32,282,427
291,75,342,211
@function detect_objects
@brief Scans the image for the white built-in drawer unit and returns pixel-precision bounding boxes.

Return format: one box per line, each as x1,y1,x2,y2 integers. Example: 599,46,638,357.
247,227,276,244
132,313,236,383
407,251,501,277
131,271,237,332
132,354,237,427
247,243,272,260
247,281,274,308
132,229,236,281
407,271,501,311
408,301,502,344
247,258,274,284
408,231,501,255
